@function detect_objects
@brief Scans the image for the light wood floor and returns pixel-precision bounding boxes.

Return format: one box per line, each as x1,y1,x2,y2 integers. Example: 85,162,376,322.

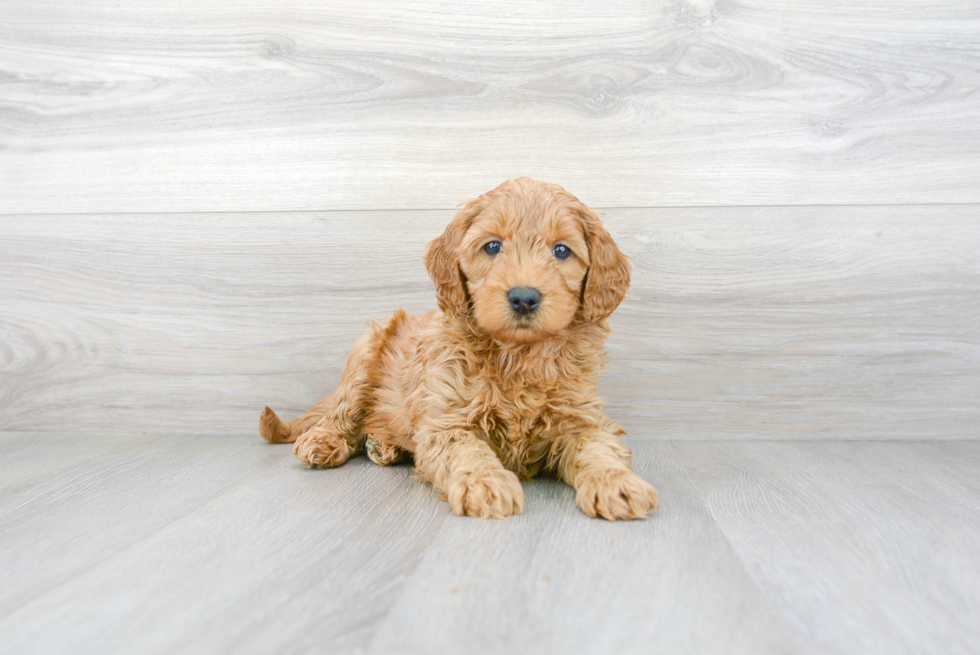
1,433,977,654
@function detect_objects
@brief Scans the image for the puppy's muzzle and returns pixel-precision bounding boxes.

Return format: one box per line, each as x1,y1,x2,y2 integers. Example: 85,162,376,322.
508,287,541,317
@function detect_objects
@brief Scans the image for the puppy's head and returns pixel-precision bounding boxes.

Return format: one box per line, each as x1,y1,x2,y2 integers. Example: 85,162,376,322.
425,178,630,344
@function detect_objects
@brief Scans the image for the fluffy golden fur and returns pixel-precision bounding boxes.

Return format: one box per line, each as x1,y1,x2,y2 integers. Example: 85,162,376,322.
260,178,659,520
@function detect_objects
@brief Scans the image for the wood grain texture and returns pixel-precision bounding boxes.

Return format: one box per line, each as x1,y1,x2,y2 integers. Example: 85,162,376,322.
1,1,979,213
2,206,977,439
674,440,980,655
2,435,978,653
366,441,810,655
0,432,448,654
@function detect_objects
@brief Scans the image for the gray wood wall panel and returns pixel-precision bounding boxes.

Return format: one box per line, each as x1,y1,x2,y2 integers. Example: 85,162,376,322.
2,206,977,438
2,1,979,213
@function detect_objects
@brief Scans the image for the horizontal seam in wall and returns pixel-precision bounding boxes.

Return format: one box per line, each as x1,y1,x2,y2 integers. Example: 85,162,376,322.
0,201,978,218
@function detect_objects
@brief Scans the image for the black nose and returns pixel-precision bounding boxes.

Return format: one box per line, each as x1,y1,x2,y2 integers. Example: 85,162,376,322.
508,287,542,316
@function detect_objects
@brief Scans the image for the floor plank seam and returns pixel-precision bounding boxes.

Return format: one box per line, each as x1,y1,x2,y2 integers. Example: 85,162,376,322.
358,515,451,650
665,441,821,652
1,472,245,619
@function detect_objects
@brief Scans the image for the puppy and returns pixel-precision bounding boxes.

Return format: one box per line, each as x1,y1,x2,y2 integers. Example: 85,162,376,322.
260,177,659,520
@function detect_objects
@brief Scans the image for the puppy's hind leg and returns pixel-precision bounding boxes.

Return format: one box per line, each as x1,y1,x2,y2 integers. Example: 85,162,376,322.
293,325,387,468
259,394,336,444
365,436,409,466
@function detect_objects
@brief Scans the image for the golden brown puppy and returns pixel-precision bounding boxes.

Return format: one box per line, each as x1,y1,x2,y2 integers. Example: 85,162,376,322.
260,178,659,520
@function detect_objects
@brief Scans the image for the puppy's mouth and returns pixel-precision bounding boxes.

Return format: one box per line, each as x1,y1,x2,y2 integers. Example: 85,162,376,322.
513,315,536,329
493,314,550,344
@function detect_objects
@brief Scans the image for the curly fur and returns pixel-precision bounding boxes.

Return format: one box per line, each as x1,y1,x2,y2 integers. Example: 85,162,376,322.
260,178,659,520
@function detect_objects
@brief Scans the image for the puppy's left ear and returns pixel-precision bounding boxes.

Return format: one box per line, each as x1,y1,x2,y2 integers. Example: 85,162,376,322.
577,204,631,322
425,197,482,316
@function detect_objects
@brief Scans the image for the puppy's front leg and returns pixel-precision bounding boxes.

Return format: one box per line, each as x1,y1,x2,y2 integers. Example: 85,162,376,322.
415,427,524,519
559,428,659,521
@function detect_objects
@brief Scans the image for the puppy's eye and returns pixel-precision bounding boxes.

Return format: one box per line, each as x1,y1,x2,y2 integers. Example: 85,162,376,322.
483,241,502,256
552,244,572,260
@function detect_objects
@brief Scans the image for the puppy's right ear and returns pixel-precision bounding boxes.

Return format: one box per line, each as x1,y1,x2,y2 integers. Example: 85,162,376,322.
425,197,482,316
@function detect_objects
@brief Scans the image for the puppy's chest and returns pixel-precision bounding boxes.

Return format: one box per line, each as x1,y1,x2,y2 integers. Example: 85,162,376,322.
477,378,563,444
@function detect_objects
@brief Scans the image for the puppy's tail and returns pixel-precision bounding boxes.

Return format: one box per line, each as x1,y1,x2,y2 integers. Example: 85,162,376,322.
259,406,296,443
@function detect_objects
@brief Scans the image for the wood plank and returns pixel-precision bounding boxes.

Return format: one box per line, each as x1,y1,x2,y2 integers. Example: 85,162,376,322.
609,205,980,439
2,206,977,439
0,433,252,617
0,433,448,654
366,441,811,654
673,441,980,655
2,435,978,653
0,431,174,496
1,1,978,212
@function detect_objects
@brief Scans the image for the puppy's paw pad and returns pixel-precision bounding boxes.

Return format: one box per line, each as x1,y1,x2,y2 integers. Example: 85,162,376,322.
293,429,351,468
365,436,408,466
576,469,659,521
448,468,524,519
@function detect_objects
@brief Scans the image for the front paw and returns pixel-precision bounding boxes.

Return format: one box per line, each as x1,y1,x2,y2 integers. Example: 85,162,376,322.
575,468,660,521
447,468,524,519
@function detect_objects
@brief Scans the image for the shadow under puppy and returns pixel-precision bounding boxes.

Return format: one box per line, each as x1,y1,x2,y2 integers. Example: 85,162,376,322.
260,177,659,520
